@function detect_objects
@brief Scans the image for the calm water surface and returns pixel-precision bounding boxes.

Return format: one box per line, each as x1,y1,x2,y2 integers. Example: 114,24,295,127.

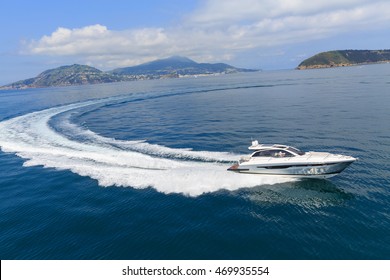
0,64,389,259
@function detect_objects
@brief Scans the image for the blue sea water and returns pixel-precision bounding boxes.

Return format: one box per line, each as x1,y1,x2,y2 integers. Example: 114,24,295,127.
0,64,390,259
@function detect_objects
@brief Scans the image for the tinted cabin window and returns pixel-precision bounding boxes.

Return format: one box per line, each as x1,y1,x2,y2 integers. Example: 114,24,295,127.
286,147,305,155
252,150,294,157
271,150,293,157
252,150,273,157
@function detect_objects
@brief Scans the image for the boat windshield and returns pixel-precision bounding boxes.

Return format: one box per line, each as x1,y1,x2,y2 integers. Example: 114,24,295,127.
286,147,305,155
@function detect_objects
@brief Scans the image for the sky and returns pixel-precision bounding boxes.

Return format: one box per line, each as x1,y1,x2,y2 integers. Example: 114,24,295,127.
0,0,389,85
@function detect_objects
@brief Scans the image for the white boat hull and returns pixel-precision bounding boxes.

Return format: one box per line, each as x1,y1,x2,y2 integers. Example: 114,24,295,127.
228,160,355,179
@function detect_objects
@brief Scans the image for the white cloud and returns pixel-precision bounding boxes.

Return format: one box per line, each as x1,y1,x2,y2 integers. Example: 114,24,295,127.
27,24,170,66
189,0,383,24
30,24,169,53
24,0,390,69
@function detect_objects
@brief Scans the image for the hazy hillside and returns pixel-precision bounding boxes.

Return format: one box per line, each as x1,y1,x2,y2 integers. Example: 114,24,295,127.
297,50,390,69
1,64,123,89
111,56,255,76
1,56,257,90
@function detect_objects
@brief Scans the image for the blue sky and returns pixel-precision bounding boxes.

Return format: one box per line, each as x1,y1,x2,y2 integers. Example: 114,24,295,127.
1,0,389,84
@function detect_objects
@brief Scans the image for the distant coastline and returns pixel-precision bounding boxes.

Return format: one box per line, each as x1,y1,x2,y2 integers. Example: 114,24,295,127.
0,56,257,90
297,49,390,70
4,50,390,90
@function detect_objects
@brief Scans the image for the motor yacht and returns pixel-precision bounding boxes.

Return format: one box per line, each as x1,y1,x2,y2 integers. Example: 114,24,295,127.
228,140,356,178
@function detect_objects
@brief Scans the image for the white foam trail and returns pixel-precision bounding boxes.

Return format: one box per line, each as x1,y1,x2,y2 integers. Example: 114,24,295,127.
56,110,239,162
0,99,295,196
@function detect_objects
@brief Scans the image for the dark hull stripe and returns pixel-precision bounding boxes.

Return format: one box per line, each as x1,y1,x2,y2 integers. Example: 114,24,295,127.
256,161,352,169
228,169,342,176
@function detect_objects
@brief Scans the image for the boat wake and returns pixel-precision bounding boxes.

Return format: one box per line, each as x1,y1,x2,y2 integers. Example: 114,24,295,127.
0,98,295,196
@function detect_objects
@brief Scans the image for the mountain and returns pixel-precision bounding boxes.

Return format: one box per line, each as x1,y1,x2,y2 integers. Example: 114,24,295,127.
297,49,390,69
110,56,256,76
1,56,257,90
1,64,124,90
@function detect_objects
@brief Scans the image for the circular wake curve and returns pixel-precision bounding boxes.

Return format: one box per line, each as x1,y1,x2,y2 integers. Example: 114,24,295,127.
0,98,294,196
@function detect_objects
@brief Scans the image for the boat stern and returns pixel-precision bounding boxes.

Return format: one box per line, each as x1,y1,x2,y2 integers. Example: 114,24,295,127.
227,163,240,172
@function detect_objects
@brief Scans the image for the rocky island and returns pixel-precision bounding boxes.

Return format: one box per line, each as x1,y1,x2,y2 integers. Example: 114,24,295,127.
0,56,256,90
2,64,124,90
297,49,390,70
